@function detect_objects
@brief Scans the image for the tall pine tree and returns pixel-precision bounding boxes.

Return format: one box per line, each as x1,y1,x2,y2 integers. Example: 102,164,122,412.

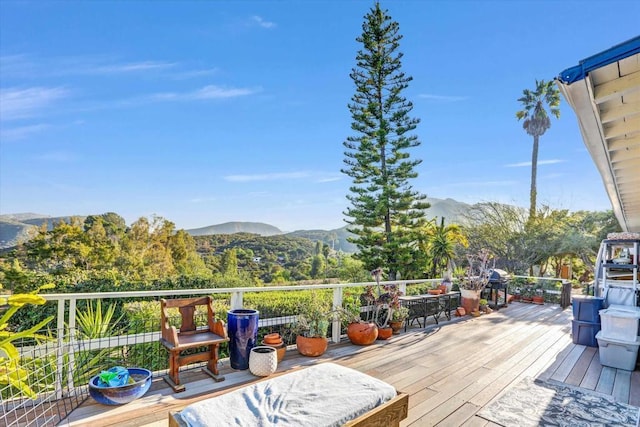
342,2,429,280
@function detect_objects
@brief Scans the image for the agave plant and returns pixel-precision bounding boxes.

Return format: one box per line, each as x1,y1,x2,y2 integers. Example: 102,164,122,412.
72,300,125,383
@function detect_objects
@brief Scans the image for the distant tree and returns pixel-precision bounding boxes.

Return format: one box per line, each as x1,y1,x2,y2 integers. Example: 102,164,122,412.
220,248,239,277
310,255,325,279
516,80,560,220
342,2,429,280
419,217,468,278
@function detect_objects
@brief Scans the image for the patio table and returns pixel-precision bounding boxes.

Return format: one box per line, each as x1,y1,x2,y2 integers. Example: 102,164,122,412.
400,292,460,331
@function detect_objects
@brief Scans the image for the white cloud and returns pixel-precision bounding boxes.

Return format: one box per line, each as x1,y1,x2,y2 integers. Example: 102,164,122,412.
251,16,276,29
316,176,342,183
173,68,220,80
446,180,519,187
0,87,69,120
84,61,176,74
150,85,258,101
224,171,310,182
505,159,565,168
190,197,217,203
418,93,468,102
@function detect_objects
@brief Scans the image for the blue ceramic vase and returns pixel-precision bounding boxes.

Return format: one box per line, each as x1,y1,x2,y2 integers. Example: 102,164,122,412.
227,309,259,370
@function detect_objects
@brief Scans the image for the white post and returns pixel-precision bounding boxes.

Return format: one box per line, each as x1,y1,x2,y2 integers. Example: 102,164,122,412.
331,287,343,343
230,291,244,310
55,298,66,399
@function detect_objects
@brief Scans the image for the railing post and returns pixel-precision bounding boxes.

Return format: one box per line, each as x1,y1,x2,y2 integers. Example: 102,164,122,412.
331,287,343,343
399,283,407,296
67,298,77,393
230,291,244,310
55,298,66,399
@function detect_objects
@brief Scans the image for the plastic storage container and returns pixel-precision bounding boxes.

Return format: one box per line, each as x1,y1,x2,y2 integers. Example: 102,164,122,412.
595,331,640,371
572,296,604,322
607,304,640,314
599,308,640,341
571,319,601,347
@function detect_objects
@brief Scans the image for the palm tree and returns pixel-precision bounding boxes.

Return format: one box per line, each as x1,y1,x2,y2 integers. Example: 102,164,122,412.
516,80,560,220
419,217,468,278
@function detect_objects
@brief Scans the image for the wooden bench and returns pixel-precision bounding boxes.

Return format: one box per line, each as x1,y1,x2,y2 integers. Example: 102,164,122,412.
160,297,229,392
168,363,409,426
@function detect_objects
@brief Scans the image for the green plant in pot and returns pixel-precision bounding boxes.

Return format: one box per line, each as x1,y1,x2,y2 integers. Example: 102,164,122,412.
294,292,331,357
389,306,409,335
337,302,378,346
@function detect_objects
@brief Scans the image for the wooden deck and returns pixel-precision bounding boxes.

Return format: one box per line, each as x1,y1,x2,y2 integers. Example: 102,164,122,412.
60,302,640,427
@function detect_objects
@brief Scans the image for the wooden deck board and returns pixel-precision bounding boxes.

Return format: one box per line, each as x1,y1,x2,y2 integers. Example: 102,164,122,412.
565,346,597,386
57,302,640,427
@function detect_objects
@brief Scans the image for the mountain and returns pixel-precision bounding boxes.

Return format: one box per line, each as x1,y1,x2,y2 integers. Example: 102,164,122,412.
186,222,283,236
425,197,472,224
0,197,472,250
286,226,358,253
0,214,80,249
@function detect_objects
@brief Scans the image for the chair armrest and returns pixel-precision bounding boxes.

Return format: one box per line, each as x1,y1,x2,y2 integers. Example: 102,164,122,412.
211,319,229,340
161,305,180,346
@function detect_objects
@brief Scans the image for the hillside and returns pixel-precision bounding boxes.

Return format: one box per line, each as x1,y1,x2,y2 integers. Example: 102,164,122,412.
0,198,473,250
186,222,282,236
0,214,80,249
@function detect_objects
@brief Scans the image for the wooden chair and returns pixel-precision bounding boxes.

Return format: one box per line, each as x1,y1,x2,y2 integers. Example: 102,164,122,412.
160,297,229,392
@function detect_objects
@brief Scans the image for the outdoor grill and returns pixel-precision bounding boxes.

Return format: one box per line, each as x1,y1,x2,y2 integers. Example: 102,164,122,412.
483,269,511,309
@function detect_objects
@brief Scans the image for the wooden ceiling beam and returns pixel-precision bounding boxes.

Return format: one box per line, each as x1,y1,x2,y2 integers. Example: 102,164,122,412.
594,70,640,104
603,115,640,139
608,134,640,151
599,101,640,123
610,146,640,163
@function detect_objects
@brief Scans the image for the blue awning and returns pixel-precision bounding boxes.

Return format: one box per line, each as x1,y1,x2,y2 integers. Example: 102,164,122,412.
558,36,640,84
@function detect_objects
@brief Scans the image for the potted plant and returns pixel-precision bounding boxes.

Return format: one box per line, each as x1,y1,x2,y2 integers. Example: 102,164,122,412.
521,285,534,303
293,292,331,357
458,249,493,313
366,268,402,340
532,286,545,305
389,306,409,334
479,298,489,313
337,302,378,345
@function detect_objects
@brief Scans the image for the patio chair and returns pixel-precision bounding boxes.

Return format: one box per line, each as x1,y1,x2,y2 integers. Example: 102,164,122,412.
160,296,229,392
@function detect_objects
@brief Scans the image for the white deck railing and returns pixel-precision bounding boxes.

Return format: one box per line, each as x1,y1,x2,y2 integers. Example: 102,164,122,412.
36,279,438,398
21,274,564,400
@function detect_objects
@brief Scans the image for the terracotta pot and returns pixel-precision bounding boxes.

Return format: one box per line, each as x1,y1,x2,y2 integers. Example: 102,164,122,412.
532,296,544,305
261,340,286,363
428,289,442,295
438,284,448,294
389,321,403,335
347,322,378,345
460,289,481,313
455,307,466,317
296,336,328,357
264,333,282,345
377,327,393,340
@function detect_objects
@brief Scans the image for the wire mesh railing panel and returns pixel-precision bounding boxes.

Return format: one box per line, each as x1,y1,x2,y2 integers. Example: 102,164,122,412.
1,336,89,427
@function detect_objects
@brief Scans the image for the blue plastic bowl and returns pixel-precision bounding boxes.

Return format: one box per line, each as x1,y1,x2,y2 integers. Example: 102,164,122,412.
89,367,152,405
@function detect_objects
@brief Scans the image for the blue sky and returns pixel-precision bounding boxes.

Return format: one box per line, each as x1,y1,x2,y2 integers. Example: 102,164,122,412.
1,1,639,232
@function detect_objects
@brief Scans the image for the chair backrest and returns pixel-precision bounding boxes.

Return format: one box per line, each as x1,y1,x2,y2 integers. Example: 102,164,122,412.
161,297,213,334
